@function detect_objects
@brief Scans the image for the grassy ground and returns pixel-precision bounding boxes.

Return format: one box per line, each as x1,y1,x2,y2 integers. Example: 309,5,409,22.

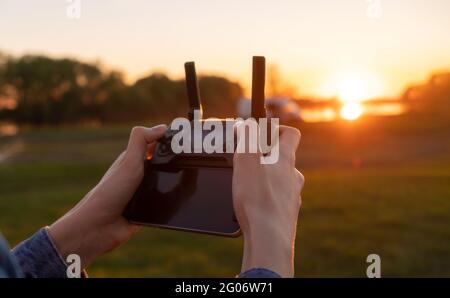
0,114,449,277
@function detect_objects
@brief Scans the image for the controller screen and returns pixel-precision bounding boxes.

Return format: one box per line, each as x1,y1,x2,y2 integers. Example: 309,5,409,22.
125,165,239,235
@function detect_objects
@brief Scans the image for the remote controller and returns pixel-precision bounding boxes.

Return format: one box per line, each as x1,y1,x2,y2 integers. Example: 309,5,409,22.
123,56,267,237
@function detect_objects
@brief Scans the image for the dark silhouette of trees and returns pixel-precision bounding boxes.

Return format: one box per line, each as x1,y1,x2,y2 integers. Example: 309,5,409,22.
1,55,106,124
0,54,243,124
402,72,450,116
198,76,242,118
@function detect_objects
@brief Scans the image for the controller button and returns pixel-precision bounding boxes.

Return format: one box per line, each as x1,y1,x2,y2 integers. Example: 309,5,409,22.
158,143,171,156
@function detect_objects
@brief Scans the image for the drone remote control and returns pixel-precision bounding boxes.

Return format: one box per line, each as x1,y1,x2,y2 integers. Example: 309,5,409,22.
123,56,267,237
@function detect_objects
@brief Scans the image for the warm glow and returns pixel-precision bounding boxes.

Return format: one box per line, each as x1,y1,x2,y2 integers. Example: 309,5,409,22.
320,71,384,103
301,108,337,123
338,72,383,102
340,102,363,120
338,77,367,102
2,1,450,99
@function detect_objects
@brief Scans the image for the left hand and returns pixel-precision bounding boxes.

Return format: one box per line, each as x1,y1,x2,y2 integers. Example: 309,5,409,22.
48,124,167,269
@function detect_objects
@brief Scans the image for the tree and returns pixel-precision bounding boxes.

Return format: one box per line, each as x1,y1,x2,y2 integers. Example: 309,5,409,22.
0,53,243,124
2,55,108,123
198,76,242,118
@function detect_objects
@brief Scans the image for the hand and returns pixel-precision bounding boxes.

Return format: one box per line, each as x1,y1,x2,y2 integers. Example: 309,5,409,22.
48,124,167,269
233,121,304,277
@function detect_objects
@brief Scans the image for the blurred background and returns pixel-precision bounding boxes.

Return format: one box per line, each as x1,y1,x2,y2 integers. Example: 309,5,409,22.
0,0,449,277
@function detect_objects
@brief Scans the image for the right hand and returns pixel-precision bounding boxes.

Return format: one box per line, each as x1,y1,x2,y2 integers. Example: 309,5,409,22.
233,120,304,277
48,124,167,269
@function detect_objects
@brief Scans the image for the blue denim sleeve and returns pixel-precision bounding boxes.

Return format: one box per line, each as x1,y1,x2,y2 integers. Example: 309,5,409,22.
11,227,68,278
238,268,282,278
0,234,23,278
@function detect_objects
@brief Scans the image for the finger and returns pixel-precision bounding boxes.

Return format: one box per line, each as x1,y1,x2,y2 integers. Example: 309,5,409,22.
233,119,244,134
146,141,158,160
234,118,262,160
233,119,266,171
279,125,301,155
126,124,167,159
235,119,260,152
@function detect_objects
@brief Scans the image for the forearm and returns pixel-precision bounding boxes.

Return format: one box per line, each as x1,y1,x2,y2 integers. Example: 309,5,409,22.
240,217,297,277
48,213,104,270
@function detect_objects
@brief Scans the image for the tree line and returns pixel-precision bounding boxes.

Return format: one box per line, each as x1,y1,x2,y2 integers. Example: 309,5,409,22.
0,54,243,124
402,72,450,117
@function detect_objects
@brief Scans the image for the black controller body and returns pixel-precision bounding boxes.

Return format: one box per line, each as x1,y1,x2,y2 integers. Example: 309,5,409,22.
123,119,241,237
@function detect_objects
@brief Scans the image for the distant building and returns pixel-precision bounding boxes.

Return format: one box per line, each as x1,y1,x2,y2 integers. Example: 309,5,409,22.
237,96,303,124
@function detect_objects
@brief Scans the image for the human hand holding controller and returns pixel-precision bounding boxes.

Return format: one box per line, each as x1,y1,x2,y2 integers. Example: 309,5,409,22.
233,122,303,277
48,124,167,269
234,57,304,277
46,57,304,277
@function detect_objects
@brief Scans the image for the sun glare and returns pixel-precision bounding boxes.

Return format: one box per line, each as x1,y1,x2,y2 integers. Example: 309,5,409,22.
340,102,363,120
338,76,368,102
320,71,384,104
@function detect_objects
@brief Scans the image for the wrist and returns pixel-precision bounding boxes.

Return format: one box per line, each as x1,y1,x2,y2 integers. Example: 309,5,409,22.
48,212,104,269
241,222,296,277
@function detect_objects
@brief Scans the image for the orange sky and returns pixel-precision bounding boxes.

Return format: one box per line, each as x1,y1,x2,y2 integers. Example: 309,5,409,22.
1,0,450,100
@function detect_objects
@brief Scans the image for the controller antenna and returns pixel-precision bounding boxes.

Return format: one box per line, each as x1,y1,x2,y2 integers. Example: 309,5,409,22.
184,62,203,121
251,56,267,120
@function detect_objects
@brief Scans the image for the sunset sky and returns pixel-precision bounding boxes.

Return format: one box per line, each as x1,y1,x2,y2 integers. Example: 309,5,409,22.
1,0,450,99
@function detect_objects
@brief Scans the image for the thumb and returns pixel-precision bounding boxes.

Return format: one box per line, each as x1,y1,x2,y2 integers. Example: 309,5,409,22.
126,124,167,160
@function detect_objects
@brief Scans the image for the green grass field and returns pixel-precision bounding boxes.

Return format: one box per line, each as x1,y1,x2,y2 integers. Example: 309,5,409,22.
1,114,449,277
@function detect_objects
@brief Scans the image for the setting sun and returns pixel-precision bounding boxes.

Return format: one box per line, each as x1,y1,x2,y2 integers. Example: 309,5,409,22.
319,71,384,104
338,77,368,102
340,102,363,120
337,72,383,103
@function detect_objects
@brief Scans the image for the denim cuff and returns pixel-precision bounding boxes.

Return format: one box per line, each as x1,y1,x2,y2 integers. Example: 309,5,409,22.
11,227,68,278
238,268,282,278
0,234,23,278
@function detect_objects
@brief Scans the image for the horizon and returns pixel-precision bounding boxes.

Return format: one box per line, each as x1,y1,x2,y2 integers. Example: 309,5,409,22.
0,49,447,101
1,0,450,100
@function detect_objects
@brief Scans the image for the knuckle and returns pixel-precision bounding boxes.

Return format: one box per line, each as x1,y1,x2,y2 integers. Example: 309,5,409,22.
293,170,305,191
130,126,145,137
279,127,301,154
298,171,305,186
284,125,301,139
295,128,302,139
290,127,301,143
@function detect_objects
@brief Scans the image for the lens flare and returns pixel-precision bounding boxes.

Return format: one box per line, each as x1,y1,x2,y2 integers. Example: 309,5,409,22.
340,102,363,120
